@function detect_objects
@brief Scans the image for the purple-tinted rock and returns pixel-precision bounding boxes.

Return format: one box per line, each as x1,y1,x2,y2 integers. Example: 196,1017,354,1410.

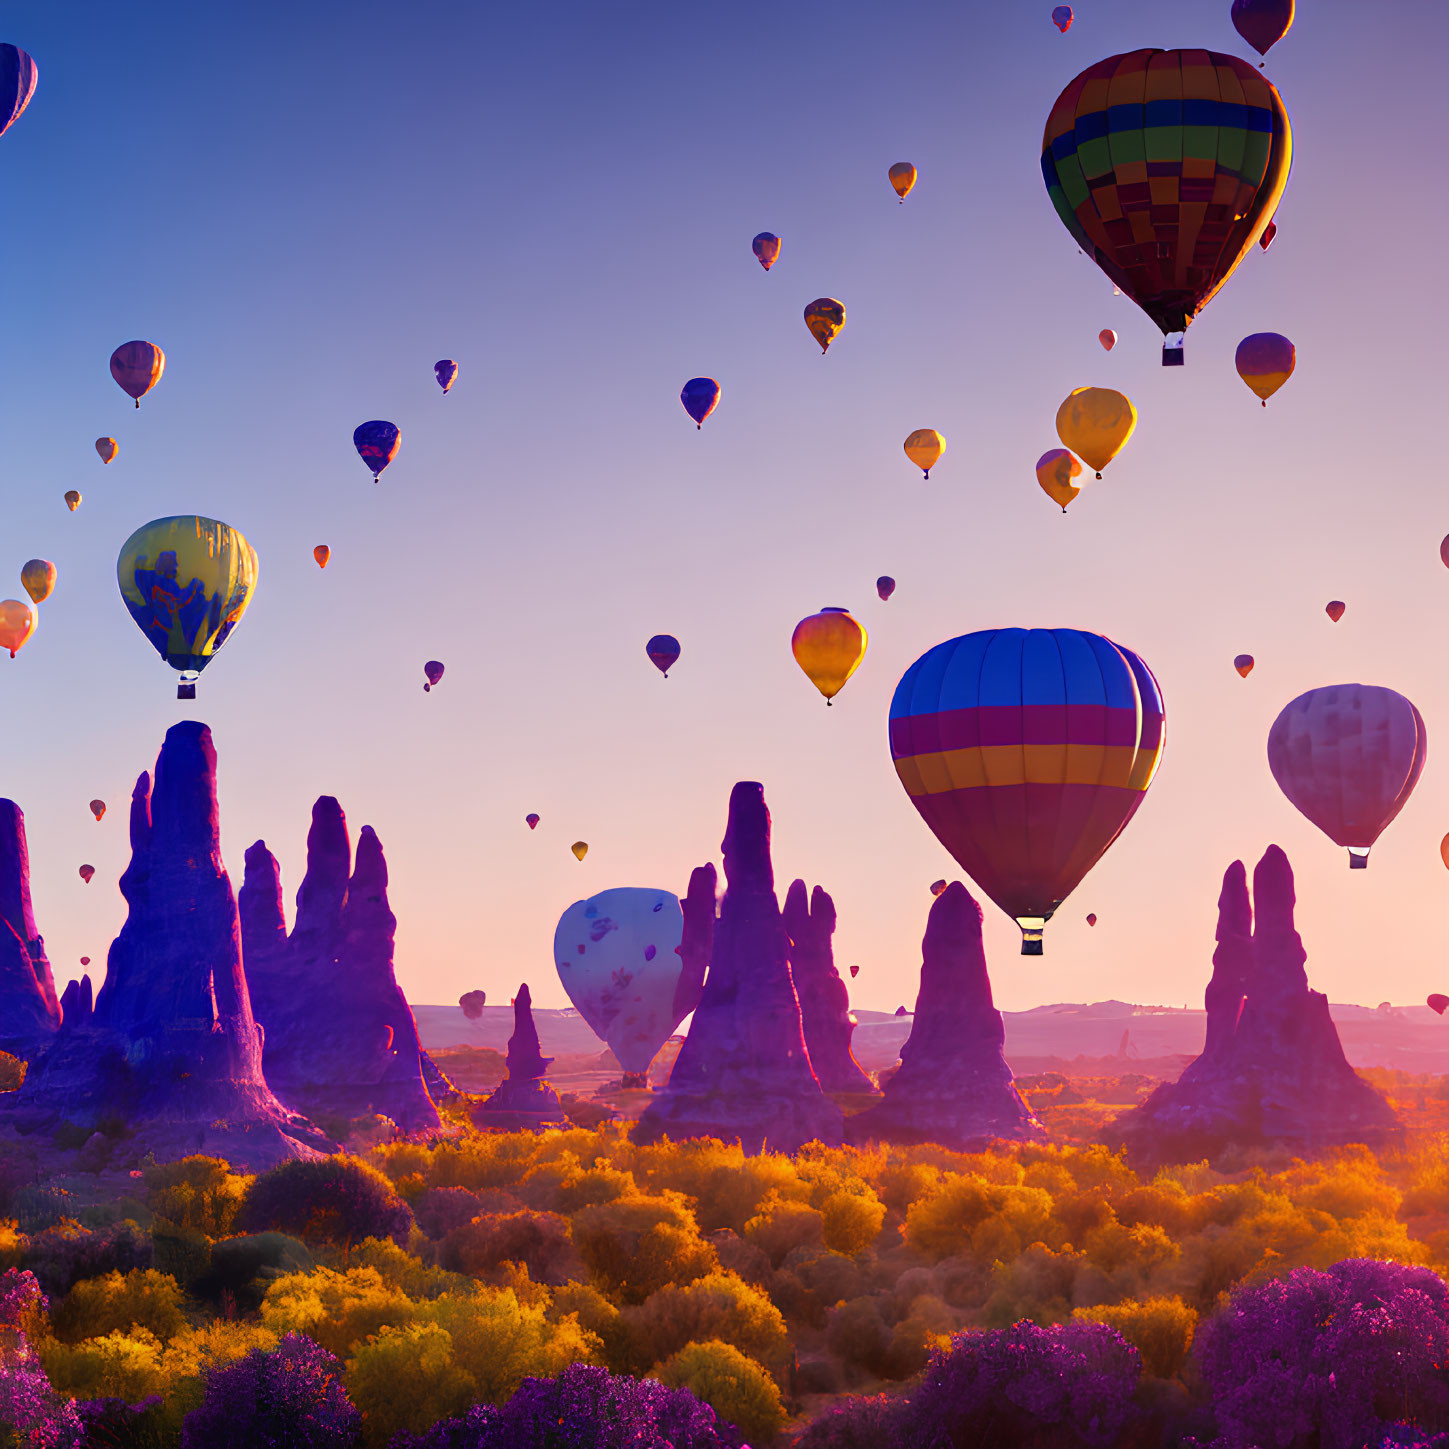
0,801,60,1056
1115,846,1400,1167
784,880,874,1094
848,882,1042,1149
673,863,716,1024
475,984,567,1131
242,806,440,1132
634,783,844,1154
9,723,333,1167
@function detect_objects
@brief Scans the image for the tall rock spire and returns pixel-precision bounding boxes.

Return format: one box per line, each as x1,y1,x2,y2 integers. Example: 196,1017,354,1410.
784,880,874,1094
0,800,60,1055
474,983,567,1131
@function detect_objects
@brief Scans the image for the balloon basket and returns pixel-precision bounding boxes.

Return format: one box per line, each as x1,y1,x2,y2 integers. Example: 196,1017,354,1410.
1162,345,1184,367
177,681,196,700
1348,849,1369,869
1021,938,1044,956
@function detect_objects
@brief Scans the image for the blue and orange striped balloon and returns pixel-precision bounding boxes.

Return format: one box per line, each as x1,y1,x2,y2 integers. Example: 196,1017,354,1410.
889,628,1165,954
1235,332,1295,405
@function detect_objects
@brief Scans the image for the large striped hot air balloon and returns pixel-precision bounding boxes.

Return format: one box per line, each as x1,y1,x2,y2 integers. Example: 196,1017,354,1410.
1041,50,1292,364
889,627,1165,953
1267,684,1426,869
1,44,38,140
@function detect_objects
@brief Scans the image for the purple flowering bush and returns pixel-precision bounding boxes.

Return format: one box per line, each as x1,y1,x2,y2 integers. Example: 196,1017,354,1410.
0,1328,84,1449
179,1332,361,1448
1194,1258,1449,1449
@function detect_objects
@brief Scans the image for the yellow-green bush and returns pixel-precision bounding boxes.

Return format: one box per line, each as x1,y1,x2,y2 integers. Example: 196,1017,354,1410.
821,1189,886,1256
625,1270,789,1373
39,1327,170,1403
572,1192,717,1303
903,1175,1053,1263
52,1268,187,1344
261,1264,418,1357
144,1156,251,1238
743,1194,823,1267
654,1339,786,1441
1073,1295,1197,1379
347,1321,477,1447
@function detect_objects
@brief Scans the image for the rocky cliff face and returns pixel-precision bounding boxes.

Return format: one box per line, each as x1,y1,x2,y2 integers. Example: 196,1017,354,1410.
8,723,332,1168
0,800,60,1057
634,782,844,1154
241,799,439,1132
848,882,1042,1149
1115,846,1400,1166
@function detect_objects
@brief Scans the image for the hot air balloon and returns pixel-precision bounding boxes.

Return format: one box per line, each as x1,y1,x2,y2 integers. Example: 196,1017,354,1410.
1430,993,1449,1016
64,491,81,512
314,545,330,569
645,634,680,677
526,813,540,830
1086,913,1097,926
888,162,917,202
21,560,55,606
752,232,780,271
890,627,1166,953
930,880,947,897
78,865,94,884
1042,50,1292,364
434,359,457,394
1235,655,1255,678
877,576,896,602
1440,536,1449,569
792,607,867,705
1052,7,1074,32
95,437,118,464
680,378,720,429
110,341,165,407
1326,601,1346,623
554,887,691,1082
1232,0,1294,61
80,957,89,966
571,841,589,862
89,800,105,822
1236,332,1295,405
116,515,258,699
1441,833,1449,871
1098,329,1116,352
849,964,859,978
1,44,38,139
904,429,946,479
354,421,400,480
423,661,445,692
804,298,846,354
1260,220,1278,251
0,600,36,658
1036,448,1084,511
1055,388,1136,477
1267,683,1426,868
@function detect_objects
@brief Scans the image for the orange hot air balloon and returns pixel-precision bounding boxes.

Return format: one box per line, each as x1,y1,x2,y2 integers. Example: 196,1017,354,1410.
792,606,868,705
804,298,845,354
1055,387,1136,477
1440,833,1449,871
930,880,947,897
110,340,166,407
79,864,95,884
888,162,917,202
64,490,81,511
1086,913,1097,926
1430,993,1449,1015
21,560,55,605
0,599,36,658
571,841,589,862
314,545,330,569
95,437,118,464
89,800,106,821
1234,655,1255,678
903,429,946,479
1325,601,1346,623
1036,448,1083,512
1098,329,1117,352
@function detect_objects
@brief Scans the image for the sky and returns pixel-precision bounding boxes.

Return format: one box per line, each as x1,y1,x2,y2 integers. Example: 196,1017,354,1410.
2,0,1447,1020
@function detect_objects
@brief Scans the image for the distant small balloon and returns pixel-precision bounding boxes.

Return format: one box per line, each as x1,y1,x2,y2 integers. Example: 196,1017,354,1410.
423,660,445,692
354,420,401,480
804,298,846,354
526,813,540,830
680,378,720,429
1430,993,1449,1016
792,607,867,704
0,599,36,658
64,490,81,512
1441,833,1449,872
752,232,780,271
1231,0,1295,59
1052,6,1073,32
1234,655,1255,678
1235,332,1296,405
95,437,118,464
1440,535,1449,569
21,560,55,605
1259,221,1278,251
89,800,105,821
903,429,946,479
1036,448,1083,512
1098,329,1117,352
79,864,94,884
314,545,330,569
1325,601,1346,623
110,340,165,408
571,841,589,862
876,576,896,602
434,359,458,394
1086,913,1097,926
849,964,859,978
930,880,947,897
80,957,90,967
888,162,917,202
459,989,486,1019
646,634,681,677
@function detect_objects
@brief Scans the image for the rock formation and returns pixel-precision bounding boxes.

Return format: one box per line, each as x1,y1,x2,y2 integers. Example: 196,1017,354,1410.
848,882,1042,1149
783,880,874,1094
0,801,61,1058
8,723,333,1167
241,799,440,1132
634,782,844,1154
1115,846,1400,1166
473,984,568,1130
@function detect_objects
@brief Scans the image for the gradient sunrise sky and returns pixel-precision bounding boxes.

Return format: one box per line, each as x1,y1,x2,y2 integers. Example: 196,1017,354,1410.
2,0,1446,1017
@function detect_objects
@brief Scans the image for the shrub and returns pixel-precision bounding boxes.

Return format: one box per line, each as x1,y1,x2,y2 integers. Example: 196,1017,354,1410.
52,1270,186,1345
0,1328,85,1449
626,1271,789,1374
820,1190,886,1257
74,1395,169,1446
260,1266,416,1359
654,1339,786,1442
1072,1296,1197,1379
903,1175,1053,1263
0,1268,47,1340
743,1195,823,1267
439,1210,580,1284
194,1232,314,1313
796,1393,909,1449
180,1332,360,1448
413,1188,485,1242
573,1193,718,1304
345,1321,475,1446
144,1157,250,1238
235,1158,413,1250
24,1220,152,1296
37,1327,170,1404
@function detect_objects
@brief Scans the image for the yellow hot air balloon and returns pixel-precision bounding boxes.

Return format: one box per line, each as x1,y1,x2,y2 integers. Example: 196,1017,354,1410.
0,599,37,658
792,606,868,705
803,298,845,354
1055,387,1137,478
571,841,589,862
21,559,56,605
1035,449,1083,512
64,490,81,512
888,162,917,202
314,545,330,569
95,437,118,464
116,515,259,698
903,429,946,479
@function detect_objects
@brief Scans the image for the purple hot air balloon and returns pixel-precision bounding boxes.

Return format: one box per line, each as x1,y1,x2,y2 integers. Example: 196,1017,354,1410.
1231,0,1295,61
752,232,780,271
680,378,720,430
354,420,400,480
1052,6,1073,33
423,660,445,692
526,813,540,830
876,576,896,602
1,44,38,140
646,634,680,677
434,359,458,394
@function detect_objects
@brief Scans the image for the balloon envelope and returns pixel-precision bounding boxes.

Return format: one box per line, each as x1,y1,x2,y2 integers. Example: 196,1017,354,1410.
804,298,846,353
904,429,946,478
1086,913,1097,926
849,964,859,978
1326,601,1346,622
1036,448,1083,511
752,232,780,270
1055,388,1136,476
0,599,36,658
792,607,867,703
680,378,720,429
1232,0,1295,57
1236,332,1295,404
554,887,689,1073
888,162,917,201
1441,834,1449,872
1440,536,1449,570
1,44,39,139
890,627,1165,953
354,421,400,479
1052,6,1073,32
64,491,81,512
571,841,589,861
434,359,457,393
78,865,94,884
423,661,445,691
1260,220,1278,251
876,576,896,602
1234,655,1255,678
1042,51,1291,361
314,545,330,569
1267,683,1427,868
95,437,118,465
1430,993,1449,1016
526,813,539,830
1098,329,1117,352
645,634,680,676
21,560,55,605
89,800,105,821
110,341,165,406
930,880,947,897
